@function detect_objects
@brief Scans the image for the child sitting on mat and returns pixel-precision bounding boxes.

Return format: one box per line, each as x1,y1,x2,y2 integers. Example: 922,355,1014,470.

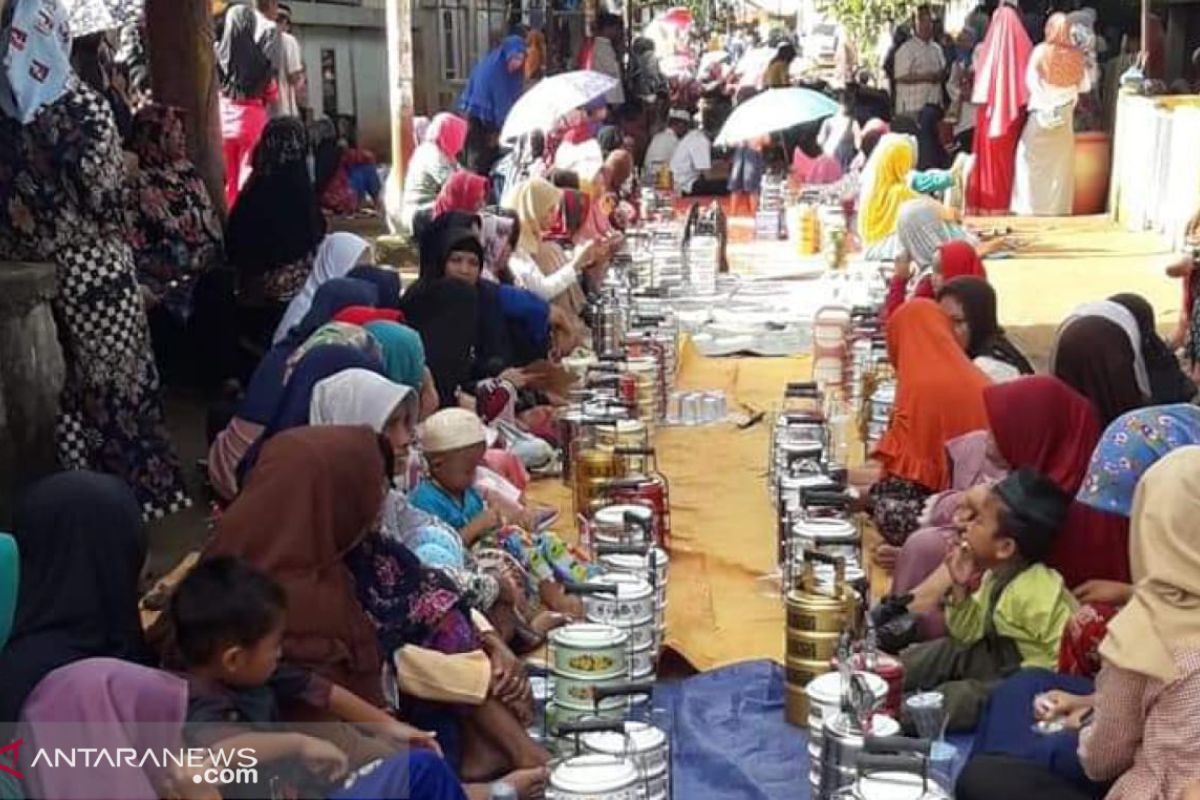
901,469,1077,731
410,408,595,618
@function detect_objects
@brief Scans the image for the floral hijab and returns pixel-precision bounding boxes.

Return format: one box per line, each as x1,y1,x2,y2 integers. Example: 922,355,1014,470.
1077,404,1200,517
127,104,222,316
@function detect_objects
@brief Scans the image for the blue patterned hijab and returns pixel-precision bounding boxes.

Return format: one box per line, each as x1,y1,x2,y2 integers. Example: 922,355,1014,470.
1077,404,1200,517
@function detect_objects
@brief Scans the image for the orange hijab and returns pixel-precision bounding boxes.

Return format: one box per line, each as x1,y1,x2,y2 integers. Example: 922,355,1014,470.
874,298,992,491
1035,13,1085,88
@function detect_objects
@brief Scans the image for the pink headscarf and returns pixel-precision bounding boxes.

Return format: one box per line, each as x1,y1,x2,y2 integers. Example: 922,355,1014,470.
971,4,1034,138
21,658,188,800
426,112,469,160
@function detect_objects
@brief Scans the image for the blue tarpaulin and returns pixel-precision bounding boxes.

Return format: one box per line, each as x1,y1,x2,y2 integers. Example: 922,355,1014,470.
642,660,973,800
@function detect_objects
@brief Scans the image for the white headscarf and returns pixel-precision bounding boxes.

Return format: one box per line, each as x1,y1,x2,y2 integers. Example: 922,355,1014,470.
0,0,72,123
309,368,417,433
895,196,963,267
271,232,372,343
1049,300,1152,398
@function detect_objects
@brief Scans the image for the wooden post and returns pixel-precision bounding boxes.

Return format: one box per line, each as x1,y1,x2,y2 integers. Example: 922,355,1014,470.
145,0,226,217
386,0,416,192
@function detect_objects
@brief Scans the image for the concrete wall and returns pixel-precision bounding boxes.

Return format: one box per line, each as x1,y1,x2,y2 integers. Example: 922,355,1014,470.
290,2,392,156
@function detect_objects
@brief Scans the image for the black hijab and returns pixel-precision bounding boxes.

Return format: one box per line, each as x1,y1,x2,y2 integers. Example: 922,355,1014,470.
939,276,1034,375
226,117,326,273
1053,316,1148,426
402,220,485,406
1110,293,1196,404
0,472,151,724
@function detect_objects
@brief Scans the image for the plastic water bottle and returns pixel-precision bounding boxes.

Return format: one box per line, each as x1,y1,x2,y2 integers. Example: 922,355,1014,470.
489,781,518,800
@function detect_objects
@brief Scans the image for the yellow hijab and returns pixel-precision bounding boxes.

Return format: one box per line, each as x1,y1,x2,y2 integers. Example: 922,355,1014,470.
503,177,563,255
860,134,920,245
1100,445,1200,682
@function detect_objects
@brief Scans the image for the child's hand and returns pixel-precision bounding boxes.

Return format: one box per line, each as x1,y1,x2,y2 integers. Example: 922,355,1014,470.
945,540,976,587
298,735,349,783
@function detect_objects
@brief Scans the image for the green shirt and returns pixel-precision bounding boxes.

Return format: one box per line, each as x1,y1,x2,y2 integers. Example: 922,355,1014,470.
946,563,1077,670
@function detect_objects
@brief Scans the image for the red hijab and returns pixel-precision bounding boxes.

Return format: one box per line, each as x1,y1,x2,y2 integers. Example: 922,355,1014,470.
874,299,992,491
433,171,489,218
912,240,988,301
333,306,405,326
983,375,1130,587
971,4,1033,138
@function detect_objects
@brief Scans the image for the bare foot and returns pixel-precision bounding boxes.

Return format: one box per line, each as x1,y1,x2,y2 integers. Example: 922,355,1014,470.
501,766,550,799
529,610,569,636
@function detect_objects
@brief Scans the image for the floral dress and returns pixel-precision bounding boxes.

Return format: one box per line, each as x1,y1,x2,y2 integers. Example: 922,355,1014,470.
0,80,190,518
126,104,223,321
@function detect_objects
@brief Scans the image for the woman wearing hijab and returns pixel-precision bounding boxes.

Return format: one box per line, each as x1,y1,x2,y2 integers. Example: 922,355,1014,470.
939,275,1034,381
19,659,189,800
962,446,1200,800
210,426,549,794
348,265,403,311
365,320,440,419
1109,293,1195,404
284,322,383,377
1011,13,1091,215
272,232,373,343
1051,301,1151,426
857,135,958,260
389,112,470,235
0,472,152,725
884,214,985,319
504,178,600,305
0,1,190,520
207,278,378,502
433,172,490,220
967,1,1033,214
238,343,386,485
458,36,527,175
226,117,328,341
215,3,280,208
127,103,223,335
893,376,1099,637
869,299,992,560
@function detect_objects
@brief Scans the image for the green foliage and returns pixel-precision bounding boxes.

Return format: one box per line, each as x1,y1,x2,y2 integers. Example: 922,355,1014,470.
815,0,910,65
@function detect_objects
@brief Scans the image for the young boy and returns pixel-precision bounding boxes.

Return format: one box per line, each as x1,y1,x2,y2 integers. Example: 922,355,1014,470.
169,556,450,798
410,408,585,617
901,469,1078,731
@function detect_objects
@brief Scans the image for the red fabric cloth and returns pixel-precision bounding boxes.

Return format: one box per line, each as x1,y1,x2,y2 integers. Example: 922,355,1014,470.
433,172,489,218
982,375,1131,588
220,97,269,210
984,375,1099,493
966,104,1025,213
1058,602,1120,677
883,242,984,320
429,113,468,160
333,306,404,326
971,5,1033,139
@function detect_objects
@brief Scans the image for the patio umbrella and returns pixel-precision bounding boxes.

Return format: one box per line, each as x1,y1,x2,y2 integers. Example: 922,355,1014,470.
714,87,839,146
500,70,617,142
64,0,145,37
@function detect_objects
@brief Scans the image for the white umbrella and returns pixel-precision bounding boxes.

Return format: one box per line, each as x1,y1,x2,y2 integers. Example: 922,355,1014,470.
714,87,839,147
500,70,618,142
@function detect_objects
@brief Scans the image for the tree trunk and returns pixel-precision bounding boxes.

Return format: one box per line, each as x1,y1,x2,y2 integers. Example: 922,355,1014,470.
145,0,227,218
386,0,416,189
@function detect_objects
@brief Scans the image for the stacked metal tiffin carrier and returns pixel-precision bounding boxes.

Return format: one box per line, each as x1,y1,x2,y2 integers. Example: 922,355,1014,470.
755,172,787,240
537,242,688,792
